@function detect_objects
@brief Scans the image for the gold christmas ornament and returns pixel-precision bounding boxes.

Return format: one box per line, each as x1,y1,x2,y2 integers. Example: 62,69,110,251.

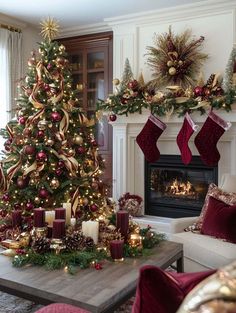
169,67,177,76
18,232,31,247
40,17,59,42
45,138,54,146
83,197,89,205
38,120,48,130
59,44,65,52
112,78,120,85
128,233,143,249
73,135,83,145
34,197,41,204
50,177,60,189
167,60,173,67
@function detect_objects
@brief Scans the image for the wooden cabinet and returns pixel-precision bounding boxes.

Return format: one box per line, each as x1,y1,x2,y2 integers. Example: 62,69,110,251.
58,32,113,193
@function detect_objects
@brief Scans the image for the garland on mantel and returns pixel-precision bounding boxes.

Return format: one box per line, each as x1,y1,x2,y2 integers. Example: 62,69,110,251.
97,76,236,119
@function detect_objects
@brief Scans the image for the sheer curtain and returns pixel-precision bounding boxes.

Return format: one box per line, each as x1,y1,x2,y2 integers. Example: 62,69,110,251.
0,28,23,149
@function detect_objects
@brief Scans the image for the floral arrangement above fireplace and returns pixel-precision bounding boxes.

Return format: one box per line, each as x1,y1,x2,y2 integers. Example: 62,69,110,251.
97,27,236,119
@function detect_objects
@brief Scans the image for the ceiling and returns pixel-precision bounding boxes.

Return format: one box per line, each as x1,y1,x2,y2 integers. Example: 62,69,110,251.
0,0,207,30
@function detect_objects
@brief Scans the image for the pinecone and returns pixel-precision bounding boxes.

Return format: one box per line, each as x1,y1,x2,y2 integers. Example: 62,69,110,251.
206,74,215,88
64,232,84,251
83,236,94,249
31,237,51,254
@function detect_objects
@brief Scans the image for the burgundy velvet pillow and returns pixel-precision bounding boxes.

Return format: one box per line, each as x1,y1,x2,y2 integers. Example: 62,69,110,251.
201,196,236,243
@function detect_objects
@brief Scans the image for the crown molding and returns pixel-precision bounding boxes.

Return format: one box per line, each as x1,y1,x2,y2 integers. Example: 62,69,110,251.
57,22,111,39
104,0,236,27
0,13,27,29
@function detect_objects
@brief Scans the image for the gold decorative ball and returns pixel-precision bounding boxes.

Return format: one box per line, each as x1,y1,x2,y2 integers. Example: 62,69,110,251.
67,149,75,157
50,177,60,189
73,135,83,145
178,60,183,66
185,87,194,98
37,120,48,130
167,60,173,67
83,197,89,205
112,78,120,85
45,138,54,146
168,67,177,76
34,197,40,204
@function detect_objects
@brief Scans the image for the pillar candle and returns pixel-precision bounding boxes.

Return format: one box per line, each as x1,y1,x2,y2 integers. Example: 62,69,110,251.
82,221,99,244
12,210,22,227
34,208,45,228
110,240,124,260
55,208,66,220
45,210,55,227
47,226,53,238
52,219,65,239
116,210,129,236
63,202,71,225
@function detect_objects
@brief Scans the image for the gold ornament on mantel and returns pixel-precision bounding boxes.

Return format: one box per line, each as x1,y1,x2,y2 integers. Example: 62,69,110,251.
40,17,59,42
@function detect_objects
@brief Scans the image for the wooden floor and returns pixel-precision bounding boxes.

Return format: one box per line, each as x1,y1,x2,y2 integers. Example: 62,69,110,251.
0,241,183,313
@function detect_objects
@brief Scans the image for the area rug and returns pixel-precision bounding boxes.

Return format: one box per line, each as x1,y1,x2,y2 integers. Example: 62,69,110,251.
0,291,133,313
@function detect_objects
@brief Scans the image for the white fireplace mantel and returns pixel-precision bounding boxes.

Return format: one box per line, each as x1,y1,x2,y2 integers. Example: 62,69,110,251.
111,107,236,202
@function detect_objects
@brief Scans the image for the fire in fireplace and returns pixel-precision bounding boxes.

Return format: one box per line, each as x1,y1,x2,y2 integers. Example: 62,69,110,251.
145,155,218,218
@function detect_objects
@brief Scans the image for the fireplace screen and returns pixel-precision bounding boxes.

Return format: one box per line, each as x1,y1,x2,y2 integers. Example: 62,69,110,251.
145,155,218,218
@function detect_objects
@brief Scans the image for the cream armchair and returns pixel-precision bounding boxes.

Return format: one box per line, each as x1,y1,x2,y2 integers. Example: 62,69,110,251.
170,174,236,272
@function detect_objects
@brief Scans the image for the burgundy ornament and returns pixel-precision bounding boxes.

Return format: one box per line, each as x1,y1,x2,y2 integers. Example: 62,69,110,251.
55,168,63,176
121,97,128,105
91,139,97,147
26,201,34,211
2,193,10,202
90,204,98,212
127,79,139,91
193,86,203,97
24,145,36,156
58,160,65,168
38,188,49,199
44,83,50,91
23,128,32,137
109,113,117,122
214,86,224,96
76,146,86,154
36,151,47,162
47,63,52,70
37,130,45,138
18,116,26,125
51,111,62,122
17,177,29,189
14,203,21,210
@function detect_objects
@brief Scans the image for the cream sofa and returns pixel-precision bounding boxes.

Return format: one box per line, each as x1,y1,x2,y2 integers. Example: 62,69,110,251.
170,174,236,272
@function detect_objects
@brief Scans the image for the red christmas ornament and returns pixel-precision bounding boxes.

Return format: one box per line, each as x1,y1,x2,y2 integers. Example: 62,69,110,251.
76,146,86,154
17,177,29,189
26,201,34,211
202,87,211,98
18,116,26,125
58,160,65,168
193,86,203,97
14,203,21,210
47,63,52,70
214,86,224,96
24,145,36,156
38,188,49,199
55,168,63,176
44,83,50,91
2,193,10,202
121,97,128,104
36,151,47,162
90,204,98,212
94,262,103,270
51,111,62,122
37,130,45,138
91,139,98,147
109,113,117,122
127,79,139,91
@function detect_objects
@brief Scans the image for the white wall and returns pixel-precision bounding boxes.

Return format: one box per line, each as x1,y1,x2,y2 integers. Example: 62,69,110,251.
105,0,236,83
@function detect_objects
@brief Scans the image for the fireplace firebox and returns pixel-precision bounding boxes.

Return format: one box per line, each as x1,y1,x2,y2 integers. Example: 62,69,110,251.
145,155,218,218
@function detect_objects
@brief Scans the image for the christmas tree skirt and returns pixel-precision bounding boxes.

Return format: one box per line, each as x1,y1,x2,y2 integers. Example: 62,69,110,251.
0,291,134,313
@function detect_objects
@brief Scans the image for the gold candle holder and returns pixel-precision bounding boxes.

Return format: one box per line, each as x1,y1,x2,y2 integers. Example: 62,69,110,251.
31,226,48,239
128,233,143,249
50,238,66,255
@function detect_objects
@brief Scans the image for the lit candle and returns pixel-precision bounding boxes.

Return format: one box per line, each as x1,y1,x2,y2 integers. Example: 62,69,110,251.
63,202,71,225
12,210,22,227
45,210,55,227
55,208,66,220
116,210,129,236
34,208,45,228
52,219,65,239
110,240,124,261
82,221,99,244
70,217,76,227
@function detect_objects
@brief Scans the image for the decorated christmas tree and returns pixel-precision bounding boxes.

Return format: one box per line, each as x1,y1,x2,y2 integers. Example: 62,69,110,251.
0,18,109,233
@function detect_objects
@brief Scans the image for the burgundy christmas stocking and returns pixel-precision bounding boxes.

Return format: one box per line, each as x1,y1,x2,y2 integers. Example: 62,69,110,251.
194,110,231,166
136,114,166,163
177,112,199,165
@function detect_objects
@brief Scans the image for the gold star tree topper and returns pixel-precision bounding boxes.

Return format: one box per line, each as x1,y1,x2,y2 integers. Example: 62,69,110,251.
40,17,59,42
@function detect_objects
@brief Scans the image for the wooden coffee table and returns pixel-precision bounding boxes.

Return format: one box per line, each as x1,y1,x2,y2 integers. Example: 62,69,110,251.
0,240,183,313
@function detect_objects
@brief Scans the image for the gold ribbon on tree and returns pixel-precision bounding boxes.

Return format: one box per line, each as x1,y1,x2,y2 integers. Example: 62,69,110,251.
71,187,80,217
51,148,78,177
